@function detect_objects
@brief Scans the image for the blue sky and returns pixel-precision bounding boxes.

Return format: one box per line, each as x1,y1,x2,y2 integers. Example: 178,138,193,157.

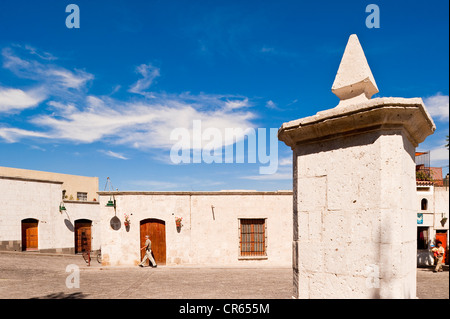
0,0,448,192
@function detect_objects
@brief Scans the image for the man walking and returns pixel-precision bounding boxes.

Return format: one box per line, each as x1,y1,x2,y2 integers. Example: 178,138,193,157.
433,240,445,273
139,235,157,268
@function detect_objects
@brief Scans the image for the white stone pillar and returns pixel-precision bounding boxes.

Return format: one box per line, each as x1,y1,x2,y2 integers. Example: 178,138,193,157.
279,34,435,299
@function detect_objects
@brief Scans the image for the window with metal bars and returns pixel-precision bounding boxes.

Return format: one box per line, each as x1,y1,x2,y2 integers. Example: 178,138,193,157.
239,219,266,256
77,192,88,201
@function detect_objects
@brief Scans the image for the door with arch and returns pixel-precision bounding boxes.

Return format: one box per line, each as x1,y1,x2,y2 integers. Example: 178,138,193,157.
140,219,166,265
75,219,92,253
21,219,39,251
436,231,448,265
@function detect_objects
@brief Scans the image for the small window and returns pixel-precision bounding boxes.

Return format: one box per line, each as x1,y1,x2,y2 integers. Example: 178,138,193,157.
421,198,428,211
77,192,88,201
417,227,429,249
239,219,266,257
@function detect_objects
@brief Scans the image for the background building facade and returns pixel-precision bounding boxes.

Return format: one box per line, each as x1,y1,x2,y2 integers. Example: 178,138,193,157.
416,152,449,266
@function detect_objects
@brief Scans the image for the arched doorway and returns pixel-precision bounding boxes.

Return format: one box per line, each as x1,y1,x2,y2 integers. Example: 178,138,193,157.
75,219,92,253
140,219,166,265
21,218,39,251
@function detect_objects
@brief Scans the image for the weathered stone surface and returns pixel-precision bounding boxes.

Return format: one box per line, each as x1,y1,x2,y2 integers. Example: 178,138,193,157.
280,34,436,299
331,34,379,106
278,97,435,148
97,191,293,267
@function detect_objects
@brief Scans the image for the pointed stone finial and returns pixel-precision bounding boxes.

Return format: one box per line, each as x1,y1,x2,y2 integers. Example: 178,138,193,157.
332,34,379,107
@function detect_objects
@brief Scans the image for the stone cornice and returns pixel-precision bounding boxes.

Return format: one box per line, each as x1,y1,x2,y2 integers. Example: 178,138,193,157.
278,97,436,148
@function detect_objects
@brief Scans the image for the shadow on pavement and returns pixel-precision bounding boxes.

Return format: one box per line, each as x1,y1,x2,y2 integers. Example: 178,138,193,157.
418,265,449,272
30,292,88,299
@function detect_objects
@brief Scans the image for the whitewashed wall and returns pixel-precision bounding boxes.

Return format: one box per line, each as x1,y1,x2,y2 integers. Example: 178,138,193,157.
0,177,62,251
98,192,293,267
0,176,101,253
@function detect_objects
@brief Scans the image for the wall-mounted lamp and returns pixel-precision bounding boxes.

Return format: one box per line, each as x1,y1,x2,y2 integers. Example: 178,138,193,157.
106,197,116,208
104,177,116,209
59,202,66,213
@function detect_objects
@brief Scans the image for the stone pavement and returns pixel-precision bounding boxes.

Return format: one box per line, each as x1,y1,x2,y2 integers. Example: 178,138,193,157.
0,252,448,299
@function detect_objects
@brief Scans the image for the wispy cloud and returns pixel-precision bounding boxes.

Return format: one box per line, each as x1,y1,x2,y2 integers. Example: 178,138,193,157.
424,93,449,122
0,86,45,113
430,147,449,162
128,63,160,97
0,127,49,143
241,172,292,181
260,46,276,54
259,45,298,59
265,100,282,110
0,45,259,154
278,156,292,166
101,150,129,160
241,164,292,180
29,93,255,150
127,177,225,191
19,44,57,61
2,46,93,92
126,179,179,190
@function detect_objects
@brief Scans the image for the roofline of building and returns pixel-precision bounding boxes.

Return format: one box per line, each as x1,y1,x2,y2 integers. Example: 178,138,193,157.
0,175,64,185
97,190,293,196
0,166,98,180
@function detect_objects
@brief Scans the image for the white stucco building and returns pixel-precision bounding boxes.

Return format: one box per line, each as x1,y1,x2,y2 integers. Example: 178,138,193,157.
0,172,100,254
0,167,293,268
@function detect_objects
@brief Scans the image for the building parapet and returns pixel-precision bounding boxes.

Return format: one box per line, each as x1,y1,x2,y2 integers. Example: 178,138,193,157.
0,175,64,185
97,190,293,196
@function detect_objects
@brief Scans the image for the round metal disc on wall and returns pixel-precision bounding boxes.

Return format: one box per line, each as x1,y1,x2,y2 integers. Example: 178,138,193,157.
110,216,121,230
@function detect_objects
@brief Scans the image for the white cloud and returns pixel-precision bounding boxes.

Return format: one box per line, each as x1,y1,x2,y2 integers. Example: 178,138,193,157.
241,172,292,181
0,87,45,112
430,147,449,162
128,63,160,96
424,93,449,122
260,46,276,53
0,127,49,143
2,47,93,91
278,156,292,166
265,100,280,110
22,45,57,61
48,68,93,89
127,180,179,190
224,98,250,111
241,165,292,180
30,92,256,150
101,150,129,160
0,45,259,155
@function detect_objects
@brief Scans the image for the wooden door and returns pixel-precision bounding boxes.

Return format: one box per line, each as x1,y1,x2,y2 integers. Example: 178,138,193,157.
75,220,92,253
22,219,38,251
436,232,448,264
140,219,166,265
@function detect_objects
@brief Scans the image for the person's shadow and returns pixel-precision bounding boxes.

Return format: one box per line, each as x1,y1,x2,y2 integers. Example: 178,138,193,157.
31,292,87,299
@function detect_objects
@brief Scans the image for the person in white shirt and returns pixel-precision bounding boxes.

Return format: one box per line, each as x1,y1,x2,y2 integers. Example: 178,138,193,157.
138,235,157,268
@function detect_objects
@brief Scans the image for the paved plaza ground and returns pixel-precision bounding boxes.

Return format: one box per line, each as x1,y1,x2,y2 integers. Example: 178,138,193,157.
0,252,447,299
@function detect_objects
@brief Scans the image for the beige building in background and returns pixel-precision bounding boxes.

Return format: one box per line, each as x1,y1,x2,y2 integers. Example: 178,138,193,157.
0,166,99,202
